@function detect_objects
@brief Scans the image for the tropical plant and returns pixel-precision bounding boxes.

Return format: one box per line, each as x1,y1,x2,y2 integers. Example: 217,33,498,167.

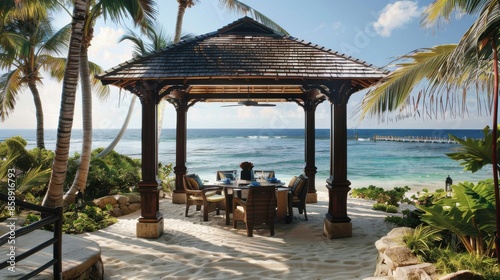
416,179,496,257
0,6,71,149
358,0,500,261
158,162,175,194
447,125,500,172
62,0,157,204
65,148,141,200
403,224,443,260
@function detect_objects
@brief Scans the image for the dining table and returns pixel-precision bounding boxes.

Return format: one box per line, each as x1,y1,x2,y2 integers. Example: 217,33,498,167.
212,179,293,225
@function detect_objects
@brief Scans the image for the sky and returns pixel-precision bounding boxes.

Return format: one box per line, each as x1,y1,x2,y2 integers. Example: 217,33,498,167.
1,0,492,130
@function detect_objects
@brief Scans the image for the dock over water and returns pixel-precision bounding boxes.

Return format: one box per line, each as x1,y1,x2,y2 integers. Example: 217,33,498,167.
372,135,458,144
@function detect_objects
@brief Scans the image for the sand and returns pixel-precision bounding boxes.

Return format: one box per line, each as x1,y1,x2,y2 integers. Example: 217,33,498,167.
82,190,398,280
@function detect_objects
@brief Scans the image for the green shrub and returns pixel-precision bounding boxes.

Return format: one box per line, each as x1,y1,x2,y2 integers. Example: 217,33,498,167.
426,247,500,279
385,205,399,213
63,204,117,234
65,149,141,200
351,185,411,206
372,203,387,211
372,203,399,213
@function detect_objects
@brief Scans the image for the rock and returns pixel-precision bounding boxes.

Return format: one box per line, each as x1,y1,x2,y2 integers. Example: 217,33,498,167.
387,227,414,238
115,195,129,204
128,203,141,212
363,277,394,280
93,196,117,209
384,246,420,269
394,263,436,280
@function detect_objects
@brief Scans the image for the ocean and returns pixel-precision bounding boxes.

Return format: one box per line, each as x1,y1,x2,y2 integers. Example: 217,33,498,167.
0,128,492,194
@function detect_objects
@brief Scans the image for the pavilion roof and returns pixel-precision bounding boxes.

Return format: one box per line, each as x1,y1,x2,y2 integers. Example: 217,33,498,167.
96,17,388,103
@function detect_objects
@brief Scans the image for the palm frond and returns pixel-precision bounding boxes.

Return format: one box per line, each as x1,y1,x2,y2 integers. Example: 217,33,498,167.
98,0,158,30
218,0,289,35
0,70,23,121
16,166,51,193
39,56,67,80
40,23,71,56
88,61,110,101
422,0,490,27
358,44,458,121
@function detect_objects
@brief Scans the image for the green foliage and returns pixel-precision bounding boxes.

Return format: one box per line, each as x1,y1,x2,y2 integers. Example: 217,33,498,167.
0,137,53,218
351,185,411,206
65,148,141,200
403,224,443,260
373,203,399,213
158,162,175,194
447,126,499,173
62,204,117,234
416,179,496,257
426,248,500,279
385,209,423,228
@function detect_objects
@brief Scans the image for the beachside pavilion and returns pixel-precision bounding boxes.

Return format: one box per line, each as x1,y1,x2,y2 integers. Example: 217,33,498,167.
96,17,388,239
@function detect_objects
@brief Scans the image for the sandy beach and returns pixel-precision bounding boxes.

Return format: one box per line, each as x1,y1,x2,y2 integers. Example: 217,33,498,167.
82,189,398,280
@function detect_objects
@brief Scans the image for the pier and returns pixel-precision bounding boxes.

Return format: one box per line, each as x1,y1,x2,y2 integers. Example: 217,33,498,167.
372,135,458,144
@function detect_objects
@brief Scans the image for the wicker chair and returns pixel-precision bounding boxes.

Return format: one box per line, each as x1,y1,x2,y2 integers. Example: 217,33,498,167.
183,174,225,221
288,174,309,221
233,186,276,237
253,170,275,179
216,170,237,181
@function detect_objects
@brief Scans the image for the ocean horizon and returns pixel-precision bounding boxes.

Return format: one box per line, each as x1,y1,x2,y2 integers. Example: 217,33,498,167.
1,128,492,195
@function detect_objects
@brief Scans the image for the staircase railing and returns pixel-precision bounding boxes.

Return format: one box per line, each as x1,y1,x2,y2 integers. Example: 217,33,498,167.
0,192,63,279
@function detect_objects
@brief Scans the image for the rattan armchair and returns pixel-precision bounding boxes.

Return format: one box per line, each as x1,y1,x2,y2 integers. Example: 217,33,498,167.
288,174,309,221
233,186,276,237
183,174,225,221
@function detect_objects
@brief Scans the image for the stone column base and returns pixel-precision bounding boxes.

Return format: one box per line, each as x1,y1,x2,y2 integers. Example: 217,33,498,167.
323,218,352,239
137,218,164,239
306,192,317,203
172,192,186,204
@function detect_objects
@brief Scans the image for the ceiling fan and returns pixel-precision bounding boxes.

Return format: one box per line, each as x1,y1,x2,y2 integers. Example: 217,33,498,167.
221,87,276,107
222,100,275,107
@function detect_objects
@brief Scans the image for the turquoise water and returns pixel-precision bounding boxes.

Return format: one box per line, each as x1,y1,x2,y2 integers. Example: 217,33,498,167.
1,128,491,193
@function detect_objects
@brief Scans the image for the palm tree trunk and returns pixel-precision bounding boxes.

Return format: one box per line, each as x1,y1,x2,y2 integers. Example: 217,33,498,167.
174,2,187,43
63,44,92,204
42,0,88,208
96,95,137,158
491,36,500,263
27,79,45,149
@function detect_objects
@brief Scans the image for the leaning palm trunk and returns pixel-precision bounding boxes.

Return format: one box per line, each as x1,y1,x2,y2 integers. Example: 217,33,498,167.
491,37,500,263
96,95,137,158
27,78,45,149
42,0,88,208
63,43,93,204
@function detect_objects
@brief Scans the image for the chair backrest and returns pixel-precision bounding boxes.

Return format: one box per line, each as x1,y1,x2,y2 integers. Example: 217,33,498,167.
216,170,237,181
291,174,308,201
183,175,200,191
246,186,276,224
253,170,275,179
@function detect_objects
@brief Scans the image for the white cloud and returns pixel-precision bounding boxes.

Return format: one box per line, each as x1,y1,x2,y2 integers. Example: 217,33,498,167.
88,27,133,70
373,1,421,37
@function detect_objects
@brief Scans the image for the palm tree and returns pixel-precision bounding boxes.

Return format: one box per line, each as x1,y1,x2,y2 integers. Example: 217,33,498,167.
359,0,500,261
63,0,157,204
0,3,70,149
42,0,89,208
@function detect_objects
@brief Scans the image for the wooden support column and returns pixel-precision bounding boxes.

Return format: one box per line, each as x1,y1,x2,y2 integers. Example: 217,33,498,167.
136,81,163,239
172,99,188,204
304,97,318,203
323,81,356,239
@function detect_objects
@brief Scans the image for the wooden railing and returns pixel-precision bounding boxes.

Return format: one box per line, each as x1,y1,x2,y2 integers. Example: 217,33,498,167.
0,192,63,279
